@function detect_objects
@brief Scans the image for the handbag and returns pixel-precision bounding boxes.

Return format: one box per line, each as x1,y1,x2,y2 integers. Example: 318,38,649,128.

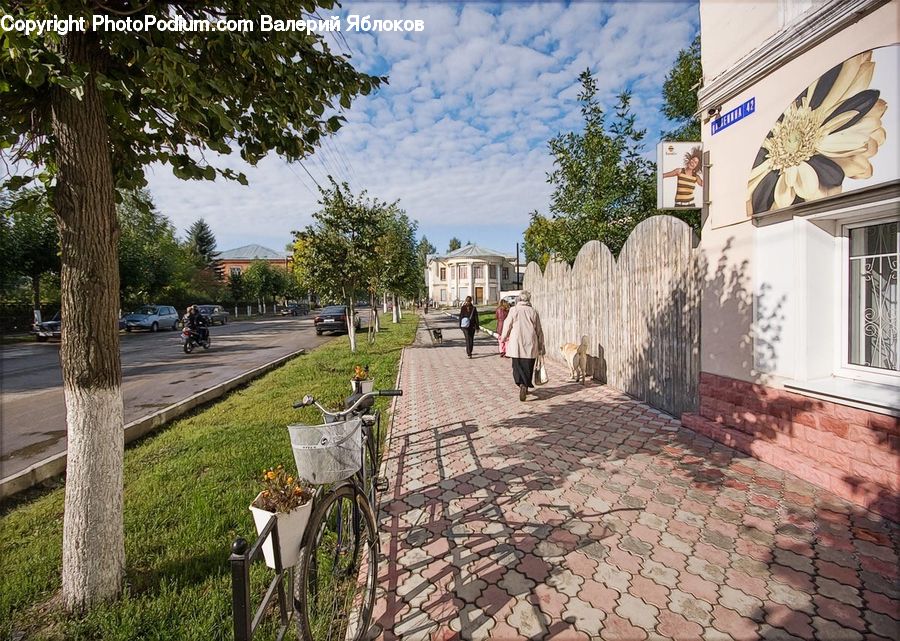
460,316,470,329
534,355,549,386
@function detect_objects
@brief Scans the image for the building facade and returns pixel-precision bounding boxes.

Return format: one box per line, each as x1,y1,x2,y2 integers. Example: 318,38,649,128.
218,244,290,277
682,0,899,519
426,244,520,306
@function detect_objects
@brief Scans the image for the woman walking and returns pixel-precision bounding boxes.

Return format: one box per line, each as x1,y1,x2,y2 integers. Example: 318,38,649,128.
459,296,480,358
495,299,510,357
500,291,544,401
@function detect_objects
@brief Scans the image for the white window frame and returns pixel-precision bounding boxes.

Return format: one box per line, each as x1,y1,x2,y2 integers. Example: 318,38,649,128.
838,214,900,385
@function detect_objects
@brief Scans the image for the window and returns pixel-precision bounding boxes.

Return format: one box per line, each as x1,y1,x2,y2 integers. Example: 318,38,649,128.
439,267,446,280
458,264,468,279
473,264,483,279
440,289,446,301
502,267,509,280
230,267,242,276
846,220,899,373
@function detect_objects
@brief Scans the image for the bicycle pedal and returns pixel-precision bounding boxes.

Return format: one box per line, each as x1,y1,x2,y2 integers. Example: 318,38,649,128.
374,477,389,493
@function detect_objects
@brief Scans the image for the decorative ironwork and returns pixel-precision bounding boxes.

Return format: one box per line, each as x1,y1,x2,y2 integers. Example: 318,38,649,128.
849,222,899,371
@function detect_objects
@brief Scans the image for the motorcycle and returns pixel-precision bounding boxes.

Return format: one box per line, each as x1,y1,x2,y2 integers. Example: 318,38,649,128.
181,324,210,353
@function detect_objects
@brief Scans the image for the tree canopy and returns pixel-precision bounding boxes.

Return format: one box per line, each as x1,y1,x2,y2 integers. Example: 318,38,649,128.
185,218,220,269
662,35,702,142
447,237,462,252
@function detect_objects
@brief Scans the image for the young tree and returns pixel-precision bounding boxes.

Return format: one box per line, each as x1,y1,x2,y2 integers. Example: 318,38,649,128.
416,236,437,300
447,237,462,252
244,260,289,308
293,181,382,352
1,1,381,610
377,205,419,324
662,35,702,142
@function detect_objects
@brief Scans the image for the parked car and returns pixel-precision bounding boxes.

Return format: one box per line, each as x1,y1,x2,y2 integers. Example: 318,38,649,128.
33,312,62,342
197,304,229,325
280,303,309,316
122,305,180,332
313,305,361,335
502,295,518,306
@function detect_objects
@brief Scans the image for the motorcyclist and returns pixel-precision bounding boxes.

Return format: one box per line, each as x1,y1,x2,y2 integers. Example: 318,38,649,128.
184,305,209,342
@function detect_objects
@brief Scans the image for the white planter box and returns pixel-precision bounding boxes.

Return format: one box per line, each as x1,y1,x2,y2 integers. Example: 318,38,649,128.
351,379,374,394
249,491,313,570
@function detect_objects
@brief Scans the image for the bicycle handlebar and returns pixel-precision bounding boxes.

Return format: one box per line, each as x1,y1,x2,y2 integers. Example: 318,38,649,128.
291,389,402,414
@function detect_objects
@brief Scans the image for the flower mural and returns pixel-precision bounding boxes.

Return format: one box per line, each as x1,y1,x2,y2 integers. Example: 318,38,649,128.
748,50,889,214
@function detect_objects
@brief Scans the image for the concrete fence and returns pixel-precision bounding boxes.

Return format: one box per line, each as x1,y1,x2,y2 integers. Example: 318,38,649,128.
524,215,700,417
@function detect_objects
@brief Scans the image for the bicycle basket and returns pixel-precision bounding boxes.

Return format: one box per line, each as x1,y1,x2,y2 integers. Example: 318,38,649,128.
288,418,363,484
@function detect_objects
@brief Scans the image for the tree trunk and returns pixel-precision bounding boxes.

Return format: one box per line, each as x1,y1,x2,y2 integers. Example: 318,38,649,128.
31,273,41,316
382,292,388,314
347,298,357,352
392,294,399,324
51,30,125,611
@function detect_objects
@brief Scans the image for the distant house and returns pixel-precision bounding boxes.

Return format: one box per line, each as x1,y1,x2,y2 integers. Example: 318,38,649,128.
426,244,520,306
218,244,290,278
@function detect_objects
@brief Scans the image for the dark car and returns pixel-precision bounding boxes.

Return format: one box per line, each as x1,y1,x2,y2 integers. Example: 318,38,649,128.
313,305,361,335
280,303,309,316
197,304,229,325
33,312,61,342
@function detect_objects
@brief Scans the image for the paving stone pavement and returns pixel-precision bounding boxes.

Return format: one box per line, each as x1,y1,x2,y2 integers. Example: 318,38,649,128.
373,315,900,641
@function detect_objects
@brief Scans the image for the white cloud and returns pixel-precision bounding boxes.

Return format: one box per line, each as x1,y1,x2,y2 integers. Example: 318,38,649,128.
147,1,698,252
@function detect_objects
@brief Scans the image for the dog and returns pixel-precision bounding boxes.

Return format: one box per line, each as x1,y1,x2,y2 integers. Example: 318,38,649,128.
561,335,589,383
431,328,443,344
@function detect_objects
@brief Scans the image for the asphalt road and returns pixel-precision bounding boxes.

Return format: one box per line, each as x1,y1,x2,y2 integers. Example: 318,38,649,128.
0,316,348,481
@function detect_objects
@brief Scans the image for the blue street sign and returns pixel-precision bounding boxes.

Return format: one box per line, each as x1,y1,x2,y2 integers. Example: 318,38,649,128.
711,98,756,135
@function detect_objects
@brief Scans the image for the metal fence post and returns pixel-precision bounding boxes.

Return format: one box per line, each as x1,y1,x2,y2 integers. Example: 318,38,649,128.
230,537,251,641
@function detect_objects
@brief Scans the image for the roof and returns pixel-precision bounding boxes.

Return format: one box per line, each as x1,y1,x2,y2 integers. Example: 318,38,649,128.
437,243,513,260
218,244,286,260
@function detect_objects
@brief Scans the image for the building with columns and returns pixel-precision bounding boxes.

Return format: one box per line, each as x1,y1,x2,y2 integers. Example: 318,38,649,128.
426,244,519,306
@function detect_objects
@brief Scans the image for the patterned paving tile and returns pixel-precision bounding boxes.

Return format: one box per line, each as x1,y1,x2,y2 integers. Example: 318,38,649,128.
373,316,900,640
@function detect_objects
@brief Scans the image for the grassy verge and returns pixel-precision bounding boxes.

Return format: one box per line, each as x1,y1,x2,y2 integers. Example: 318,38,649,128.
0,313,417,641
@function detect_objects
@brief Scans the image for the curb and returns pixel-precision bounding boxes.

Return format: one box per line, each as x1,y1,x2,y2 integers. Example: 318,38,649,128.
0,348,306,501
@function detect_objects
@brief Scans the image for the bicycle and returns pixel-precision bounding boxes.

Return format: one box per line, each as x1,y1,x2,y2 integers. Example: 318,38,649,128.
288,387,401,641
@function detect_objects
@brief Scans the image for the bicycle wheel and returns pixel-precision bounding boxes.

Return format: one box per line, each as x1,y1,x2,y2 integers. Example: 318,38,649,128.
295,484,378,641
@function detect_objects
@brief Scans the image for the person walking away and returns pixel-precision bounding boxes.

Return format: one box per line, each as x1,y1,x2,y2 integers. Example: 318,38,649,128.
495,300,510,357
459,296,479,358
500,291,544,401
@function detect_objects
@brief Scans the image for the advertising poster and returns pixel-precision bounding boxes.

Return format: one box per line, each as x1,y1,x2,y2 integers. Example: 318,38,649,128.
657,141,703,209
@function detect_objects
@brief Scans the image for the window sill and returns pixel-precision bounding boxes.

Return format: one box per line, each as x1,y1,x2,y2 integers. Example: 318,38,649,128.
784,376,900,417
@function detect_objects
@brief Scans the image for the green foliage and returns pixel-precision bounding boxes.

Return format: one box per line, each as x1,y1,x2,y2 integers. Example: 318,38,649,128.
447,237,462,252
416,236,437,297
524,70,657,265
117,191,182,309
185,218,220,272
662,35,702,142
292,181,384,306
0,1,385,192
242,260,289,304
375,205,420,301
0,188,60,304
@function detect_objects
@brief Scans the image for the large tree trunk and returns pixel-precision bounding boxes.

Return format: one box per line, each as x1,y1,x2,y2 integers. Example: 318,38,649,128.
51,30,125,612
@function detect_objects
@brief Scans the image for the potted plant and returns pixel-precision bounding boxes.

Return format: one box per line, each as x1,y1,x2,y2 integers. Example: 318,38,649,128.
249,465,313,570
351,364,374,394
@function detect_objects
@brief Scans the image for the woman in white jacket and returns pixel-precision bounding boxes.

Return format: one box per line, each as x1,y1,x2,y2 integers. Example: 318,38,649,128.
500,291,545,401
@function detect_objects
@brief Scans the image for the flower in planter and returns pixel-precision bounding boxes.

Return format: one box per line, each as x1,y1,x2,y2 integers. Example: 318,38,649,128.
352,364,369,381
253,464,312,513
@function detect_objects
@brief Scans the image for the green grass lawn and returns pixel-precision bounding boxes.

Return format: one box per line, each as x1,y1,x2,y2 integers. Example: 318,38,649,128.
0,314,417,641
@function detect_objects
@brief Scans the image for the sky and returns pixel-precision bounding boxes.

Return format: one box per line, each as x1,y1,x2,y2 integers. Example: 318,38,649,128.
146,0,699,259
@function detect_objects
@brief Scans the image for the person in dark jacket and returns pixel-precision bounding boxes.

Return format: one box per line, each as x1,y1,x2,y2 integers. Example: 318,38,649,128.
184,305,209,342
459,296,479,358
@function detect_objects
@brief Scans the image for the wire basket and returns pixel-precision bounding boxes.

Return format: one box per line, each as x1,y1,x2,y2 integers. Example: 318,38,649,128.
288,418,362,485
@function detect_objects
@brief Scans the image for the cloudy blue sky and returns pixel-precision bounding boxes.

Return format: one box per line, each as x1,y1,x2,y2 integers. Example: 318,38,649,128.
146,1,699,258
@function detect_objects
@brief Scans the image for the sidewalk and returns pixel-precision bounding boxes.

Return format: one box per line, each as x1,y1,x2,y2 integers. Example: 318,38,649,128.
374,315,899,640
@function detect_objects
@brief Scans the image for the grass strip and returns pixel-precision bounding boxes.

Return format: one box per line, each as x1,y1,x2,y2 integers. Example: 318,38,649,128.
0,313,417,641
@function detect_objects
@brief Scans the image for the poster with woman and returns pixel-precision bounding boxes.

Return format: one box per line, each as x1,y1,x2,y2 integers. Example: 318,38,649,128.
657,142,703,209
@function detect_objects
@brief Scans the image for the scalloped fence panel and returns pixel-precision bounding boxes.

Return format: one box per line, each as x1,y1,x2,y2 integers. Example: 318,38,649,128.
524,216,699,417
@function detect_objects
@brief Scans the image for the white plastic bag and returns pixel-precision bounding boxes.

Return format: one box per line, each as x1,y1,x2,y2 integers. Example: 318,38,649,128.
534,355,549,385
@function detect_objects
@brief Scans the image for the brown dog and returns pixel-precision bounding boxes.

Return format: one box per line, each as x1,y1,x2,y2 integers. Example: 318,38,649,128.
560,335,589,383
